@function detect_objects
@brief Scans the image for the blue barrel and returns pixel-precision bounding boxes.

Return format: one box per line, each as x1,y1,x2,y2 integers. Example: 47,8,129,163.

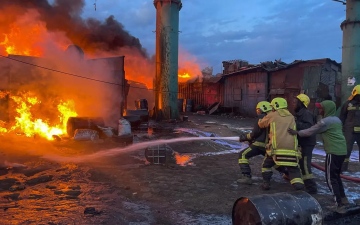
135,99,148,110
232,191,322,225
184,99,193,112
178,99,184,112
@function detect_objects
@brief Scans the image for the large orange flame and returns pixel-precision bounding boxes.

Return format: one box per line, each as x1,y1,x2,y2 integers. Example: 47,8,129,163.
0,91,77,140
0,10,49,56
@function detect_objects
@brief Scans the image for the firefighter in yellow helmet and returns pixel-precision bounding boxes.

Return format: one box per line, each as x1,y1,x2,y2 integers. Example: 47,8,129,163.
339,84,360,171
294,94,318,194
237,101,272,185
258,97,304,190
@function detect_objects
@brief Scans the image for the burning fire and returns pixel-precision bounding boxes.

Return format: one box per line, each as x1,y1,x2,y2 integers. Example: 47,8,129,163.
0,10,50,56
178,49,202,82
178,73,191,79
0,91,77,140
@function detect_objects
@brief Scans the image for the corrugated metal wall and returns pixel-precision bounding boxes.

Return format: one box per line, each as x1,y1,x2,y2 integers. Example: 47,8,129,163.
223,70,268,117
178,82,221,110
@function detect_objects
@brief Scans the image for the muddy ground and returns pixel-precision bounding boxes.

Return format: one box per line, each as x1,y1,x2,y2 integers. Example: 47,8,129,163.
0,113,360,225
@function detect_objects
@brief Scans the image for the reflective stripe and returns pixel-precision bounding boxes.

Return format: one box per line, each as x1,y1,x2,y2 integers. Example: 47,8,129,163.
344,158,350,162
273,149,301,157
246,133,251,140
239,147,252,164
293,125,298,150
290,178,304,185
276,156,297,161
239,159,249,164
302,174,314,180
252,141,266,147
262,168,272,172
354,127,360,132
347,106,359,110
275,162,298,167
271,122,277,149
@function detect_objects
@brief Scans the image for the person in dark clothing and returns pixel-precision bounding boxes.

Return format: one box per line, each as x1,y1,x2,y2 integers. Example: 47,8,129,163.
289,100,348,214
237,101,272,185
339,84,360,172
294,94,318,194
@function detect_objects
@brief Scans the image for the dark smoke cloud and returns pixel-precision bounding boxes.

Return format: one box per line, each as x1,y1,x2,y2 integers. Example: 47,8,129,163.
0,0,147,57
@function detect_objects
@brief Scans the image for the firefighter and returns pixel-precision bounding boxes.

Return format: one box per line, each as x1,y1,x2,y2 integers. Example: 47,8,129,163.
339,84,360,172
288,100,348,214
294,94,318,194
237,101,272,185
258,97,304,191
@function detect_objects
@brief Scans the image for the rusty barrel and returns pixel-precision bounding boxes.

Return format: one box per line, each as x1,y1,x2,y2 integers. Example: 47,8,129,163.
66,117,105,138
232,191,322,225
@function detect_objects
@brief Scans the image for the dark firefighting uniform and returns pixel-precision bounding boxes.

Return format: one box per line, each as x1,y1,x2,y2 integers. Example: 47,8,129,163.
295,107,318,193
258,109,304,190
339,95,360,171
238,114,267,178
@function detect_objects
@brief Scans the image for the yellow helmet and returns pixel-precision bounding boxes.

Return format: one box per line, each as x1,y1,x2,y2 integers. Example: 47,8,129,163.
296,94,310,108
348,84,360,100
271,97,287,110
256,101,272,113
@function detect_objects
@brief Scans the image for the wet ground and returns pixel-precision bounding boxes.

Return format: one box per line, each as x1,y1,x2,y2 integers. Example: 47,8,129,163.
0,113,360,224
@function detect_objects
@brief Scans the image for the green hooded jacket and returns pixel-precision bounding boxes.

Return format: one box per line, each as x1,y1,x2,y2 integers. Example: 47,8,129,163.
298,100,346,155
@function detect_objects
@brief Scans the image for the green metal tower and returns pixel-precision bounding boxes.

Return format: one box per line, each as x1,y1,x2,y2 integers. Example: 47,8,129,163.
154,0,182,120
340,0,360,103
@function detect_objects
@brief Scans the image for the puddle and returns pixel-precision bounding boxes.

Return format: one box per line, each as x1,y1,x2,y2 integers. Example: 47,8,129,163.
171,211,231,225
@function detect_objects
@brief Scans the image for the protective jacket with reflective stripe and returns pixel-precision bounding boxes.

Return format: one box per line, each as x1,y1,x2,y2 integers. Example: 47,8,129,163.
339,99,360,133
244,114,268,146
258,109,300,166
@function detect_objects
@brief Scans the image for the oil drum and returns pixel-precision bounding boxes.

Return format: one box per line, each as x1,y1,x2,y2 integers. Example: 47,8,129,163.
232,191,322,225
66,117,105,137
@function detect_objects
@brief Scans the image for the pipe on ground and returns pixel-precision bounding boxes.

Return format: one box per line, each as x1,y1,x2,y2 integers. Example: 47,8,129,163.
311,162,360,183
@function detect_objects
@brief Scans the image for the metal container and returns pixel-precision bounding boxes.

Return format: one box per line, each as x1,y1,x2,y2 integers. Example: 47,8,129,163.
232,191,322,225
66,117,105,137
183,99,193,112
178,99,184,112
135,99,148,110
118,117,131,136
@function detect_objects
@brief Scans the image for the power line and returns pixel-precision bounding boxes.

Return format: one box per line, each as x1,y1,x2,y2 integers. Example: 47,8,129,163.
0,54,121,86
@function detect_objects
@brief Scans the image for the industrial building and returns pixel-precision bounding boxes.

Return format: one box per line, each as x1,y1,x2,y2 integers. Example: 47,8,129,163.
178,58,341,117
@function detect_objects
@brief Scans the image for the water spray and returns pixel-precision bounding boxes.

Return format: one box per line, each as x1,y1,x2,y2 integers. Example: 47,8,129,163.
42,136,240,163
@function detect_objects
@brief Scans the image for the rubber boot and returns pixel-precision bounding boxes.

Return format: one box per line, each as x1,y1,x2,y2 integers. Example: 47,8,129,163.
261,182,270,190
237,174,253,185
304,179,318,194
341,197,350,205
292,182,305,191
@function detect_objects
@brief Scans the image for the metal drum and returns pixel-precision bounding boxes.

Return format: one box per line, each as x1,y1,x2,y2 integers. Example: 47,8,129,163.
232,191,323,225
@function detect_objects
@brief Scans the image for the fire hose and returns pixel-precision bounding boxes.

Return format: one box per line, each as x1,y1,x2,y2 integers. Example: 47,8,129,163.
311,162,360,183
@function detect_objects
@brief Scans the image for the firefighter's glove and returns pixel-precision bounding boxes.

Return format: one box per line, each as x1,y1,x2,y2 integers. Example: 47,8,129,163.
287,128,298,136
239,133,247,142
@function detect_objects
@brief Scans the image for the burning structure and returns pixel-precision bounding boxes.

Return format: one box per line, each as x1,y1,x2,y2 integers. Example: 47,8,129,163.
154,0,182,120
0,47,127,140
0,0,154,140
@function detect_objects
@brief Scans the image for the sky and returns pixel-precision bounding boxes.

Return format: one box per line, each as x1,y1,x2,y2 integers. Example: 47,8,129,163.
81,0,345,74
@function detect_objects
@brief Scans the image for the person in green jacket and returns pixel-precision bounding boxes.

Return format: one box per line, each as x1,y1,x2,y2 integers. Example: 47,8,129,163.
288,100,348,214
